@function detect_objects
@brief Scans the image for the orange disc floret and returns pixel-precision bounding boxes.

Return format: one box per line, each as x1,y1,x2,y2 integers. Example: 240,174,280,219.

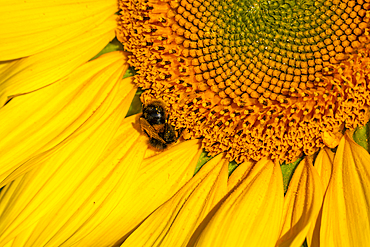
117,0,370,163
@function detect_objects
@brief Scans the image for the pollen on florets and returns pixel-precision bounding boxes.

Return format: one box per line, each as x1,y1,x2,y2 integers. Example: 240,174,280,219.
117,0,370,163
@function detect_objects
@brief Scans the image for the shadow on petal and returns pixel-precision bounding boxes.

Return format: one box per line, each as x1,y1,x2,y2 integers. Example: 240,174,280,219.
277,156,323,247
0,80,141,246
307,148,334,247
0,17,116,105
0,51,132,186
189,158,284,247
121,154,228,246
76,139,203,246
320,133,370,246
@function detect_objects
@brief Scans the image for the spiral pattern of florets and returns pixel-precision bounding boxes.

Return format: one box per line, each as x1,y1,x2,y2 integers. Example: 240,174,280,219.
118,0,370,163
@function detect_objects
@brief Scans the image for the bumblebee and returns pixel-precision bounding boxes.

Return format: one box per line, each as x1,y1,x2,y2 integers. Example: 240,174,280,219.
139,101,179,150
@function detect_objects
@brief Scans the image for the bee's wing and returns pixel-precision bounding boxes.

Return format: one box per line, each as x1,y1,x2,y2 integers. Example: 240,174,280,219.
140,117,166,144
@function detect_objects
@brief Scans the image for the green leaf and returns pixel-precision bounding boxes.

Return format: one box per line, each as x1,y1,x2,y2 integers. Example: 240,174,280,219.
126,88,143,117
281,157,303,194
90,38,124,60
353,122,369,152
194,151,213,175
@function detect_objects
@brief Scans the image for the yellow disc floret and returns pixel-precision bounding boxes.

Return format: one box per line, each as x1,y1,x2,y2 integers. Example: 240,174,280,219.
117,0,370,163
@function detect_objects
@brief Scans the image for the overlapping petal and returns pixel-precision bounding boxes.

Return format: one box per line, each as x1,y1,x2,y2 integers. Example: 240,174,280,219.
0,74,140,246
74,139,202,246
192,158,284,247
2,2,369,247
307,148,334,247
226,160,254,190
320,133,370,246
0,51,131,186
0,17,116,105
0,0,117,60
277,157,324,247
121,154,228,247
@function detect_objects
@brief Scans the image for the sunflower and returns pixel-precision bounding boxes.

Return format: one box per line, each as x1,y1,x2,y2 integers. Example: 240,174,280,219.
0,0,369,246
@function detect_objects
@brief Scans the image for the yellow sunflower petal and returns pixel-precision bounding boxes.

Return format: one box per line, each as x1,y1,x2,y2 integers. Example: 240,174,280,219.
0,16,116,105
0,51,132,186
192,158,284,247
121,154,228,246
227,160,255,190
277,157,324,247
74,139,203,246
313,148,335,190
307,148,335,247
0,0,117,60
320,133,370,246
0,79,141,246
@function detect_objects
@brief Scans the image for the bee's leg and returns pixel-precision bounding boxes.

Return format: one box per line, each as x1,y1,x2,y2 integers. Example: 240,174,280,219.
162,123,178,144
149,138,167,150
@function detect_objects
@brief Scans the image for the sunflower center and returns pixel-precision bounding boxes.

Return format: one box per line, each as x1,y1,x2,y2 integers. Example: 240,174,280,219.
117,0,370,163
